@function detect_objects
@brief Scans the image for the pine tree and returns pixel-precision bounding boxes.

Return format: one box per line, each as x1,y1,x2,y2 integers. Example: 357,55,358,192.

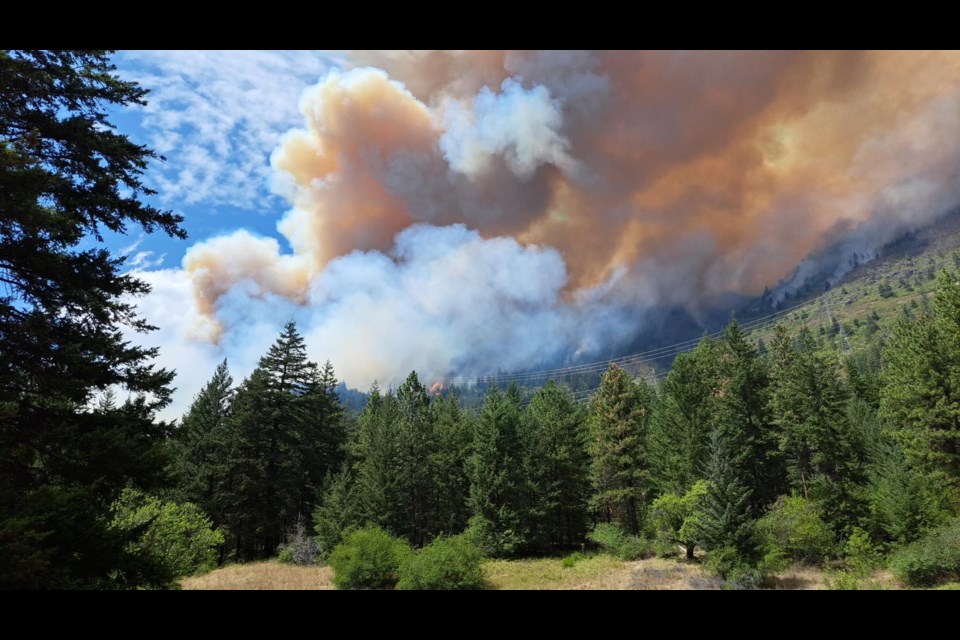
520,381,590,550
648,336,719,495
169,359,234,515
587,364,654,536
211,323,346,559
0,51,185,588
881,270,960,495
468,385,527,555
313,465,360,557
769,326,863,534
353,384,402,531
429,392,471,536
697,431,759,564
394,371,435,545
714,319,783,511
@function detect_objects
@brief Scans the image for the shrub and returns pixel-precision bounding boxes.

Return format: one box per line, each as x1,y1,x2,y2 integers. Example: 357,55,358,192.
843,527,881,576
704,546,760,589
756,495,835,569
825,570,860,590
110,488,223,580
464,515,525,558
328,526,412,589
396,534,484,590
889,518,960,586
277,515,319,566
561,552,585,568
587,522,651,560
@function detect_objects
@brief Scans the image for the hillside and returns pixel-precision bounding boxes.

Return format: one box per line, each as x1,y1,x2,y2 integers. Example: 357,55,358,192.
735,210,960,356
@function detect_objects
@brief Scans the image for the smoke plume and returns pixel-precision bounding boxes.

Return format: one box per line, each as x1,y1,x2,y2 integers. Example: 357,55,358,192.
171,50,960,395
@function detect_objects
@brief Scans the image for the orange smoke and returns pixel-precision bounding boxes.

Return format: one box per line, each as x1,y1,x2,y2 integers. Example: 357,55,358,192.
185,50,960,333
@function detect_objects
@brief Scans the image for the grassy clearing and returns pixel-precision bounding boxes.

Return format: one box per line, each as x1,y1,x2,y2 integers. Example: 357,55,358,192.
180,561,333,590
482,554,625,590
180,556,912,590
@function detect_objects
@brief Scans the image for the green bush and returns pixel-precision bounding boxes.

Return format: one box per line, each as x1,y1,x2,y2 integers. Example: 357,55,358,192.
843,527,882,576
756,495,835,569
825,570,861,590
328,525,412,589
889,518,960,586
587,522,651,560
463,515,525,558
561,552,585,568
110,488,223,580
704,545,760,589
396,534,484,590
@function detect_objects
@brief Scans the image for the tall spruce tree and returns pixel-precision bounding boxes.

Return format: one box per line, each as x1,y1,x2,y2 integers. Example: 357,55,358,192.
353,384,403,531
881,270,960,496
648,336,719,495
169,359,233,514
714,319,783,511
0,51,185,588
211,323,346,559
394,371,436,545
468,384,527,554
215,370,273,560
429,391,471,536
769,326,863,534
697,430,759,564
520,381,590,550
587,365,654,535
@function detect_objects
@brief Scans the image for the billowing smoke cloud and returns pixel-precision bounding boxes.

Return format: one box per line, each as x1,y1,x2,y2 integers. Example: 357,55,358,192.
149,50,960,413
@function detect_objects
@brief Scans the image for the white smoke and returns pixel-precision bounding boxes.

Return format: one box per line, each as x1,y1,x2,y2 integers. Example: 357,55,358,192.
440,77,578,180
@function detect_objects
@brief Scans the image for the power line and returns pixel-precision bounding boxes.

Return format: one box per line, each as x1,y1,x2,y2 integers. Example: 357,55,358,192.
430,283,920,389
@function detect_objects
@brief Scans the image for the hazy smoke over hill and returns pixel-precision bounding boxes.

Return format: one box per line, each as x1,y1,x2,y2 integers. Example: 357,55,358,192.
173,50,960,389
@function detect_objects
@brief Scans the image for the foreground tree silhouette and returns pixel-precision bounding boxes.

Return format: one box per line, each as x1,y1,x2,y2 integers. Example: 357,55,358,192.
0,51,185,588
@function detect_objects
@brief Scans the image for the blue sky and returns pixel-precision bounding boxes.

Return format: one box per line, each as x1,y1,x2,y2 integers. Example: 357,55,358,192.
107,50,345,270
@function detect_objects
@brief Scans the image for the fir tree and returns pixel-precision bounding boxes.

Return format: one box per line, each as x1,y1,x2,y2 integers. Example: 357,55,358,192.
713,319,783,511
696,431,759,563
0,51,185,588
520,381,590,549
468,385,526,555
587,365,654,535
429,392,471,536
648,336,719,495
769,326,863,534
169,359,233,516
881,270,960,495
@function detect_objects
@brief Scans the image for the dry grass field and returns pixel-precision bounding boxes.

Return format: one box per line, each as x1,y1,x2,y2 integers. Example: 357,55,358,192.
181,555,907,590
181,562,334,590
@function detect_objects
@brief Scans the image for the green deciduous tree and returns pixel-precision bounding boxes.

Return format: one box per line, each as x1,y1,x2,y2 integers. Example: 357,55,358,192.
110,488,223,582
651,479,709,559
0,50,185,588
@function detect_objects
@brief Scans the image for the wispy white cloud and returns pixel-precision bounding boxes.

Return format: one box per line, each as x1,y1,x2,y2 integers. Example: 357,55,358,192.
116,50,345,210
